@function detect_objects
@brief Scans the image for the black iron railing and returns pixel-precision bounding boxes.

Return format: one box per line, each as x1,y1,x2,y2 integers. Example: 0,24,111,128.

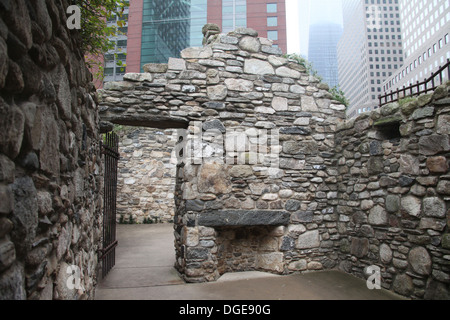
379,58,450,107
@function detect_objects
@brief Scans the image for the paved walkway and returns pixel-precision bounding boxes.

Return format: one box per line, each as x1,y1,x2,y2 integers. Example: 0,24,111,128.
94,224,405,300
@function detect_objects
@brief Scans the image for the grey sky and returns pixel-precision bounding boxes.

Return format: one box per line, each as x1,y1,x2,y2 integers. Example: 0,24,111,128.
286,0,343,57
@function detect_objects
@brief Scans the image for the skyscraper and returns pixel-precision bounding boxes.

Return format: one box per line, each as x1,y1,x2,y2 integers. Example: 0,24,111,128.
103,4,130,83
125,0,287,74
337,0,404,118
382,0,450,94
308,23,343,88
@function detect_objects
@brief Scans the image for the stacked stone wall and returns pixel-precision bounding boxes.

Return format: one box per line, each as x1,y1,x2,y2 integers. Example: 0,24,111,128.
99,25,450,299
0,0,102,299
116,127,177,224
335,85,450,299
99,26,347,283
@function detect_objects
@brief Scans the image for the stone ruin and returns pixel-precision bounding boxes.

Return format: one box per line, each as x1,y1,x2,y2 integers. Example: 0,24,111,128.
99,24,450,299
0,2,448,299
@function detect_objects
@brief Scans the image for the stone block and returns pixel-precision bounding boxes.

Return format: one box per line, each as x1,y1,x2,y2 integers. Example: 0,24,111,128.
291,211,314,223
408,246,432,276
350,237,369,258
437,114,450,135
398,154,420,175
279,158,306,170
10,176,38,255
238,36,260,52
0,240,15,272
380,243,393,264
272,96,288,111
256,252,284,273
224,78,254,92
143,63,168,73
426,156,448,173
419,217,446,231
276,67,301,79
207,85,228,100
244,59,274,75
419,134,450,156
437,180,450,195
296,230,320,249
0,100,25,159
197,163,231,194
181,47,213,59
393,274,414,297
400,196,421,217
385,195,400,213
422,197,446,218
301,96,318,112
0,263,26,300
168,57,186,70
123,73,153,82
368,205,388,225
442,234,450,249
197,210,290,227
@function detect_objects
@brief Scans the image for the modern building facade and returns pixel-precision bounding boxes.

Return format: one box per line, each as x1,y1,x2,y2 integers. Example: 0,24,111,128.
124,0,287,74
103,5,130,83
337,0,404,118
382,0,450,94
308,23,343,88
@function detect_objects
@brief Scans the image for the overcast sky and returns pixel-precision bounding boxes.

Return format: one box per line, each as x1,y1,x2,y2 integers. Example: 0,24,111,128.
286,0,344,57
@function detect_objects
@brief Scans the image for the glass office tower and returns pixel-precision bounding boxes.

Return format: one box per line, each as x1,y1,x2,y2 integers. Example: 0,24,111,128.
140,0,196,65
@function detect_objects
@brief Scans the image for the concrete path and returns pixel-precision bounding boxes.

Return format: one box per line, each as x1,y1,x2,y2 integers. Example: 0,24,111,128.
94,224,405,300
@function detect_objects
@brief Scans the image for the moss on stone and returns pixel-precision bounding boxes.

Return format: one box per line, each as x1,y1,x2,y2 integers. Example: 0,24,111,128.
374,115,402,127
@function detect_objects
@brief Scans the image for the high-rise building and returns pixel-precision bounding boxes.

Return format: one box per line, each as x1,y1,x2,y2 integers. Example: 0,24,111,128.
308,23,343,88
382,0,450,94
103,4,130,83
337,0,404,118
125,0,287,74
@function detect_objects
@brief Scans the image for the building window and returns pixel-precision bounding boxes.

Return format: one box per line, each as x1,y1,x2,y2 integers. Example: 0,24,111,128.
117,40,127,48
267,3,277,13
104,68,114,76
267,30,278,41
267,16,278,27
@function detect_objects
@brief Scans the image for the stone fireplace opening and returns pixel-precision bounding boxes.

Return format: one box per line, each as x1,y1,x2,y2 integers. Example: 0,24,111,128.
216,225,286,275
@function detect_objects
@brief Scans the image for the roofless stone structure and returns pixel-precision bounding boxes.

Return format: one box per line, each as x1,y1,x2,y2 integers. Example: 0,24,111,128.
99,24,347,283
98,24,450,298
1,1,448,299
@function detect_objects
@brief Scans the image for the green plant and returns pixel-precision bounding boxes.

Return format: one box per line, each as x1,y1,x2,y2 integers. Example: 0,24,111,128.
285,53,348,108
72,0,129,80
284,53,323,82
330,86,349,108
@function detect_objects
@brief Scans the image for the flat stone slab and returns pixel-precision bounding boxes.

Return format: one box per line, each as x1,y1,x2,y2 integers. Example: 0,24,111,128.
197,210,290,227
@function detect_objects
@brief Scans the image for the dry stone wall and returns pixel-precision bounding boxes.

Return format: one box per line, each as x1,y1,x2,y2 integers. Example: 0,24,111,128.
116,127,177,224
0,0,102,299
99,25,450,299
335,85,450,300
99,26,347,283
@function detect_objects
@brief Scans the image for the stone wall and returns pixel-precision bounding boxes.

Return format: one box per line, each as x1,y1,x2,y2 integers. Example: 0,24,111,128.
99,26,347,283
0,0,102,299
116,127,177,224
335,86,450,299
99,25,450,299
